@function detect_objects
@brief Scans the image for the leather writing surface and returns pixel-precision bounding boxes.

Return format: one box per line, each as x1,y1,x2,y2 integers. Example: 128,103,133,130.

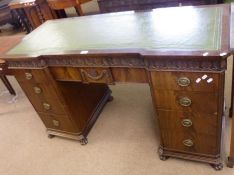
7,6,223,55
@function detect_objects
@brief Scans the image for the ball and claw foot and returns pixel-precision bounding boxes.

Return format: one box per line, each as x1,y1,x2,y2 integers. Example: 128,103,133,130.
48,134,55,139
158,147,168,161
211,163,223,170
107,95,114,102
159,155,169,161
80,138,88,145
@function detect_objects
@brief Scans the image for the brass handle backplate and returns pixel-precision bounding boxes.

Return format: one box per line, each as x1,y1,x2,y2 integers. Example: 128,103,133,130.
43,103,51,110
80,68,114,84
81,69,107,81
52,120,59,127
34,87,42,94
179,97,192,107
183,139,194,147
177,77,190,87
25,72,33,80
181,119,192,127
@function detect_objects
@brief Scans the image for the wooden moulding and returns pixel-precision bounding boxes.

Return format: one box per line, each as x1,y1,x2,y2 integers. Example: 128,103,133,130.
6,54,228,72
159,146,222,167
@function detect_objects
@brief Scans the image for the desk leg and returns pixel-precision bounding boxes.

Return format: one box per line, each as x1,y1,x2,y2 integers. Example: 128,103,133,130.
75,5,84,16
12,9,32,33
0,76,16,95
227,55,234,167
55,10,67,18
229,54,234,118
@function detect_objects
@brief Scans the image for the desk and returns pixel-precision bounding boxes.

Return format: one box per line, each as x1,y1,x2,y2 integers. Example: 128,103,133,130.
0,0,18,27
1,5,230,170
9,0,57,33
97,0,223,13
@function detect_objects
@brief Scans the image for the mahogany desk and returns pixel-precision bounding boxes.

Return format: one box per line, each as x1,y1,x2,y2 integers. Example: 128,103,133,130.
1,5,230,170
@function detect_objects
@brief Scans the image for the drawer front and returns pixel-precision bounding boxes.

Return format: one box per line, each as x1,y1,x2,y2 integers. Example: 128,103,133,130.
38,113,79,133
13,68,54,84
50,67,82,81
153,90,218,115
80,67,114,84
150,71,220,92
19,82,67,114
156,110,219,136
160,130,219,155
13,68,67,114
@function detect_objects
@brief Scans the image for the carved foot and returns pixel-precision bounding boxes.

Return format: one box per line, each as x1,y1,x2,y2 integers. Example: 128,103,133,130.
159,155,169,161
48,134,55,139
158,147,169,161
80,138,88,145
227,157,234,168
211,163,223,171
107,95,114,102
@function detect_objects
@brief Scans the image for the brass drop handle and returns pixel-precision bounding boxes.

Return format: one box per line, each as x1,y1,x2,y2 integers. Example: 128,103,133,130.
181,119,192,127
81,69,107,81
43,103,51,110
34,87,42,94
25,72,33,80
177,77,190,87
179,97,192,107
52,120,59,127
183,139,194,147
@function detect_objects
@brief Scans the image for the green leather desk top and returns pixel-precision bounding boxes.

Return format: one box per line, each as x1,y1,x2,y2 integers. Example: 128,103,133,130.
7,5,230,57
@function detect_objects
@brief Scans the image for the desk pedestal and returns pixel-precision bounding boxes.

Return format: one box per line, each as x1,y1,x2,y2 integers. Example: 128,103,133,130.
12,67,111,145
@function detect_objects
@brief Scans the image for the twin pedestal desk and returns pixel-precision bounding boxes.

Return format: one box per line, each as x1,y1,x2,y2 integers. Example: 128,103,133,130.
0,4,231,170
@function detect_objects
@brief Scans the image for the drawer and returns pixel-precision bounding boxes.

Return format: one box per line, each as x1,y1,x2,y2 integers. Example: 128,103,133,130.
13,68,67,114
153,90,219,115
13,68,53,84
50,67,82,81
49,67,114,84
156,110,219,136
160,130,219,155
38,113,79,133
150,71,220,92
19,82,67,114
80,67,114,84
